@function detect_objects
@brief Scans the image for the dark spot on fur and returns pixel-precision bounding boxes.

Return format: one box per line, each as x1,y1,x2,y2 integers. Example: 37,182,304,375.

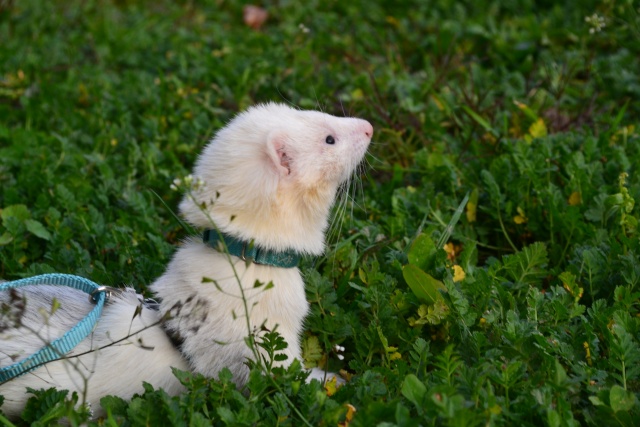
162,295,211,347
137,337,156,351
0,289,27,331
169,301,184,316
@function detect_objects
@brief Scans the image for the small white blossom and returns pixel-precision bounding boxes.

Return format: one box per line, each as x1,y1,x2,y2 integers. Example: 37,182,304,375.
170,178,182,191
193,176,206,191
299,23,310,34
170,175,206,192
585,13,606,34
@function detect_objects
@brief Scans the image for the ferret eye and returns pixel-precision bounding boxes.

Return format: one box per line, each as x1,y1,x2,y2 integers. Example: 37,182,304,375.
325,135,335,145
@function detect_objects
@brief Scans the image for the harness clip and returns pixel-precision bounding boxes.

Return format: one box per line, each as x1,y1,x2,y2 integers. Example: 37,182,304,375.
90,286,116,304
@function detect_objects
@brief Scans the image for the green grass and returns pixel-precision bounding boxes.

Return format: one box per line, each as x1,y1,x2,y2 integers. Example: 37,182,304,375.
1,0,640,425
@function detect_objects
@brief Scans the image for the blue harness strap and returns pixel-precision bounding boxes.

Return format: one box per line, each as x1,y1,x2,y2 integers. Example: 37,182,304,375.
0,273,109,383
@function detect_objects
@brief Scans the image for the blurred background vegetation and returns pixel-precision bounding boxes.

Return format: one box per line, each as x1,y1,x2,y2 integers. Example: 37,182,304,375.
1,1,639,425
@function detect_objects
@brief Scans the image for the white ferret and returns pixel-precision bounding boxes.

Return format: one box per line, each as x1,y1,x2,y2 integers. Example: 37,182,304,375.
0,103,373,418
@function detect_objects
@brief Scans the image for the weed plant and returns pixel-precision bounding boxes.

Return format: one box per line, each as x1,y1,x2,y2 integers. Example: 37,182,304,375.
1,0,639,425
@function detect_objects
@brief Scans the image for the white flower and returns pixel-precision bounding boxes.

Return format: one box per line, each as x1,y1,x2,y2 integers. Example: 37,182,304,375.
170,178,182,191
170,175,206,192
585,13,606,34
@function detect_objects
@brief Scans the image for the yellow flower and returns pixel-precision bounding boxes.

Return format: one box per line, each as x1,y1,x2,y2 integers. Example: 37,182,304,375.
453,265,466,282
339,403,357,427
324,376,339,396
443,242,463,262
466,200,477,223
568,192,581,206
443,242,455,256
525,118,547,143
513,206,528,224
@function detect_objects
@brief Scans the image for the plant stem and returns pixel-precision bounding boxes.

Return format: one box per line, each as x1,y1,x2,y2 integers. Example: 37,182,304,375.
0,413,17,427
496,203,518,252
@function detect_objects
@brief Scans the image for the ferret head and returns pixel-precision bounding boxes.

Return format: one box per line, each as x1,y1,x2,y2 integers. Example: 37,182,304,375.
179,103,373,255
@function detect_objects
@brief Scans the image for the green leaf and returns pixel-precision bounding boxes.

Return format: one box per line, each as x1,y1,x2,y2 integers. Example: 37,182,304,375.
190,412,213,427
502,242,548,286
100,395,128,417
217,406,236,423
436,192,469,249
606,100,629,137
359,267,368,284
1,204,31,224
395,402,411,426
0,232,13,245
461,105,498,137
55,184,77,211
25,219,52,241
546,409,561,427
407,233,437,271
481,170,502,205
513,100,539,121
401,374,426,407
409,301,450,326
21,387,71,423
302,335,323,369
402,264,446,304
589,395,605,406
553,359,567,386
609,385,636,413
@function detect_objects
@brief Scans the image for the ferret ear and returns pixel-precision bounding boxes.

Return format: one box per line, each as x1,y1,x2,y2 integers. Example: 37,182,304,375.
267,131,291,177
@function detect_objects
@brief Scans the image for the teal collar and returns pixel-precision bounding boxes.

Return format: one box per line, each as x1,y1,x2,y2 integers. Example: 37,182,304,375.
202,229,301,268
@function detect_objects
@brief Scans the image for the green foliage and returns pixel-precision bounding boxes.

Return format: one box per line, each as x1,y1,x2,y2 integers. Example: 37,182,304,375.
20,388,90,426
1,0,640,425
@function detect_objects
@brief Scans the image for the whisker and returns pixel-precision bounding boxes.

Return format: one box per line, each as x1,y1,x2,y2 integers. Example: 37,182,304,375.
276,85,297,109
328,180,349,244
339,98,346,117
365,152,382,168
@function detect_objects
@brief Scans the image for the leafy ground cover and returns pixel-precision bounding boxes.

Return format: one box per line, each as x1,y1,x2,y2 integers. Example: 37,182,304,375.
1,0,640,425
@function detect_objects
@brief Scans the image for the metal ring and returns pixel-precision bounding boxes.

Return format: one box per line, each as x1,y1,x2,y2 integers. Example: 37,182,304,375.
240,242,247,261
89,286,112,304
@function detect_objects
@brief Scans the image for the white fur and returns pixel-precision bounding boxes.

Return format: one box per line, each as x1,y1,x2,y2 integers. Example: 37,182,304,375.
0,286,188,418
179,103,373,255
0,103,372,418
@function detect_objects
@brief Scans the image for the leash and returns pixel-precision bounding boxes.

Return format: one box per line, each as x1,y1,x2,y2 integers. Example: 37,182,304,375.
0,273,114,383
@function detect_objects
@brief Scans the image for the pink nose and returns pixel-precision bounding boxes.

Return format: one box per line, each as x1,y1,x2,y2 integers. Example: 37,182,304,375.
363,121,373,138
